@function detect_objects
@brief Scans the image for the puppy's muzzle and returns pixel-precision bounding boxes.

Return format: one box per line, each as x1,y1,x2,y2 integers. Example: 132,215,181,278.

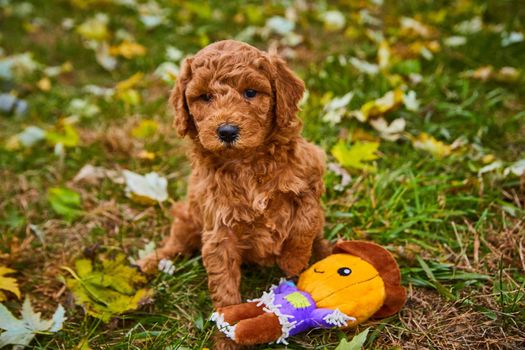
217,124,239,144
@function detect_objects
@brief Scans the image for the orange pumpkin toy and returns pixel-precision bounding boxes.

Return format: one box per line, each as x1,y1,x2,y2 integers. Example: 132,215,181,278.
211,241,406,345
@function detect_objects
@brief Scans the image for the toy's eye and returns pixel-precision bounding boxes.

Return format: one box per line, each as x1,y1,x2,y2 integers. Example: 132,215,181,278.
199,93,212,102
244,89,257,98
337,267,352,276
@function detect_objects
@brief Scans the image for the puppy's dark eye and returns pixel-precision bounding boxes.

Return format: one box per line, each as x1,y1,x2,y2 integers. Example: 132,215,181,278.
337,267,352,276
244,89,257,98
199,93,212,102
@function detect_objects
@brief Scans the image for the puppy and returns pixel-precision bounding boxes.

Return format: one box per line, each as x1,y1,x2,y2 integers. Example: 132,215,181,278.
138,40,328,345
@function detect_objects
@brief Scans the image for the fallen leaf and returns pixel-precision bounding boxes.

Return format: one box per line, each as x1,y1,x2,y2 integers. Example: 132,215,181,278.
123,170,168,204
76,14,109,41
478,160,503,175
331,140,380,172
403,90,420,111
37,77,51,91
165,46,184,61
501,31,524,47
0,266,21,301
349,57,379,75
68,98,100,118
322,92,354,124
412,133,452,158
265,16,295,35
116,72,144,92
0,297,65,348
138,1,169,29
454,16,482,34
370,117,406,141
327,162,351,191
129,241,156,266
335,327,370,350
47,187,84,222
154,62,179,84
351,89,404,122
321,10,346,31
0,93,28,117
63,254,153,322
465,65,521,83
109,41,146,59
504,159,525,177
444,36,467,47
11,126,46,149
378,40,391,69
131,120,158,139
45,123,80,148
0,52,40,80
400,17,434,38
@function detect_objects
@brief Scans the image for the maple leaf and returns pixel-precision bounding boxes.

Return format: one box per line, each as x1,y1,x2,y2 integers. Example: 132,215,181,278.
0,266,21,302
0,297,65,348
63,254,153,323
331,140,380,172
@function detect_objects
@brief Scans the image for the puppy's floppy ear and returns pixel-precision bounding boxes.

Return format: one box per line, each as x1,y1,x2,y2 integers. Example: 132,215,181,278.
269,54,305,131
170,56,195,137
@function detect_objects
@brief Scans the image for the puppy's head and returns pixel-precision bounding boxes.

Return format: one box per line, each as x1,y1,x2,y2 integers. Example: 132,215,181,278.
171,40,304,154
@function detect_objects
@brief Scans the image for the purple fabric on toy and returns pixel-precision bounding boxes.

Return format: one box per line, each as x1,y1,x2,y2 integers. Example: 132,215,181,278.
255,280,352,338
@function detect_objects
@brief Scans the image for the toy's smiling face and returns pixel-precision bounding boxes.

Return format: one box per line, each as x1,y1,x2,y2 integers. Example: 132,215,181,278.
297,254,387,324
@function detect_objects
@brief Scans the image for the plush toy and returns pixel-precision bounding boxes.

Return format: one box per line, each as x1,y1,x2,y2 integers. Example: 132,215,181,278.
210,241,406,345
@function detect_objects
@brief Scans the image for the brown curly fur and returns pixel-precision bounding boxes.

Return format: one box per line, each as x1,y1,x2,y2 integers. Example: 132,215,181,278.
138,40,329,348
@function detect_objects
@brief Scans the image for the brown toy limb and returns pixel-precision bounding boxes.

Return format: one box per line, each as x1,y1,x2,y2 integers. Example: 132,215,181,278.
217,302,265,324
333,240,407,317
234,312,282,346
136,202,201,273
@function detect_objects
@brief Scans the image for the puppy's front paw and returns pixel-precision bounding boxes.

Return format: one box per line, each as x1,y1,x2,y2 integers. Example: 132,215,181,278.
214,332,244,350
277,253,308,277
135,254,161,274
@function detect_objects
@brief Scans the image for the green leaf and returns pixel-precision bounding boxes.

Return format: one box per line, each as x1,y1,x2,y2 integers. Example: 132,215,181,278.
63,253,152,323
45,123,79,147
0,297,65,348
331,140,380,172
335,328,370,350
47,187,84,222
131,120,158,139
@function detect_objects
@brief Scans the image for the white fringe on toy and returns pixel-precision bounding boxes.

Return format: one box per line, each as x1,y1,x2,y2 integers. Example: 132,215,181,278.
250,289,297,345
323,308,355,327
210,312,236,340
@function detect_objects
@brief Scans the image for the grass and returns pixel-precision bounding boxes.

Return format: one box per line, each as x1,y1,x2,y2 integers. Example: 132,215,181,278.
1,0,524,349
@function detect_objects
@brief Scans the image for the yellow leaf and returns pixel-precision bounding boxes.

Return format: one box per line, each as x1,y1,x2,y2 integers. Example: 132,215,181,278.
109,41,147,59
482,154,495,164
378,40,391,69
412,133,452,158
76,15,109,41
116,72,144,92
352,89,404,122
37,77,51,91
331,140,380,172
0,266,21,301
131,120,158,139
136,150,156,160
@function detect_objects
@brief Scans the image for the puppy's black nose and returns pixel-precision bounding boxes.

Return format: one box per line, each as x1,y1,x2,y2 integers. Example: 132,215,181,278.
217,124,239,143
